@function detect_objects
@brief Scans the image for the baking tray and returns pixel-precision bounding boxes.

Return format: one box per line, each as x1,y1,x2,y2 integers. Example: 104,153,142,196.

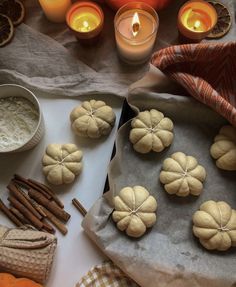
84,91,236,287
103,99,135,193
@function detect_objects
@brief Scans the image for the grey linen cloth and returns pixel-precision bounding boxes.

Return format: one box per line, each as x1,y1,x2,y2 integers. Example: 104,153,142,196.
1,0,234,97
0,23,131,97
0,0,140,97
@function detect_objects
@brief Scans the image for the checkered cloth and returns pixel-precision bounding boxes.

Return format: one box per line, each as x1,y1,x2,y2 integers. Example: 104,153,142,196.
76,261,140,287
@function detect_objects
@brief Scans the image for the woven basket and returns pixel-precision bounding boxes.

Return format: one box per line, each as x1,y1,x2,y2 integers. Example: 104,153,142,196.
0,225,57,283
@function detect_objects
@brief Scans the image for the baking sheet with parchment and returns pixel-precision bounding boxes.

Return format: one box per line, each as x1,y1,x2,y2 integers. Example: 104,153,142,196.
82,76,236,286
81,1,236,284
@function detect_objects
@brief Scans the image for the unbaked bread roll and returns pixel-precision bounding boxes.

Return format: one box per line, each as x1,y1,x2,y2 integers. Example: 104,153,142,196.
112,186,157,238
129,109,174,154
70,100,116,139
210,125,236,171
42,144,83,185
160,152,206,197
193,200,236,251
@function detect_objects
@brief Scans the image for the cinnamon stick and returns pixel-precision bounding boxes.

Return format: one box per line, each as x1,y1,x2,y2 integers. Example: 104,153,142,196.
7,182,42,220
41,206,68,235
13,178,50,199
14,174,51,199
28,189,70,222
27,181,51,199
28,179,64,208
9,207,30,225
20,189,47,218
14,174,30,184
72,198,87,217
8,196,43,230
0,199,23,227
12,179,30,190
29,196,47,218
14,175,64,208
42,219,56,234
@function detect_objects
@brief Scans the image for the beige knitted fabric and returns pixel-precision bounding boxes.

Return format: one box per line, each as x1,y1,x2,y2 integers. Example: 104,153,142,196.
0,225,57,283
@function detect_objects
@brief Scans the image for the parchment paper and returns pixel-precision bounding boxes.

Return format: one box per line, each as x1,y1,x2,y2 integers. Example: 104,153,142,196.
82,78,236,286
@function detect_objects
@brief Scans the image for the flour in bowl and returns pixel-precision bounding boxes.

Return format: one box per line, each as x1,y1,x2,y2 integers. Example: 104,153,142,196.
0,97,39,152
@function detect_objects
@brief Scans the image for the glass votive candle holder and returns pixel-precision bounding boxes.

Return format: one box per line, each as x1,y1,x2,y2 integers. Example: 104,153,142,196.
177,0,217,43
39,0,72,23
114,2,159,65
66,1,104,45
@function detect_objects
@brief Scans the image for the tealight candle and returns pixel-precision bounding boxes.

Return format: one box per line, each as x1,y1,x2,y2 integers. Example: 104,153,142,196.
66,1,104,44
114,2,159,65
178,0,217,42
38,0,71,23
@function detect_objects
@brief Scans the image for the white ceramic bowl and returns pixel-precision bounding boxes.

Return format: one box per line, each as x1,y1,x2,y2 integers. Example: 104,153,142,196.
0,84,45,153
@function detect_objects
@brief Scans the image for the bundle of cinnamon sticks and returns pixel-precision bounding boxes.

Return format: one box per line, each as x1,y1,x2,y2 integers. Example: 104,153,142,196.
0,174,70,235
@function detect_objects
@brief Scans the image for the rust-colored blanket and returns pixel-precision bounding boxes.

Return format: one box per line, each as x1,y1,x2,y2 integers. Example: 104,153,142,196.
151,42,236,126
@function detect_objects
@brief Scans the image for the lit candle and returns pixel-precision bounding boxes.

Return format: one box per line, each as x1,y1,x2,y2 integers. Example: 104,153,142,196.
66,2,104,44
178,0,217,42
38,0,71,23
114,2,159,65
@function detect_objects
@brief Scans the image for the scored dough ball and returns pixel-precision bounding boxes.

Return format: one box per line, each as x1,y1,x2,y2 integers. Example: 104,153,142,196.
160,152,206,197
193,200,236,251
129,109,174,154
210,125,236,171
70,100,116,139
42,144,83,185
112,186,157,238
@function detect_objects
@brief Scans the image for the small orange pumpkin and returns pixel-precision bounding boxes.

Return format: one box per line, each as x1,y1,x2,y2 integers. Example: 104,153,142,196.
105,0,172,11
0,273,43,287
0,273,15,287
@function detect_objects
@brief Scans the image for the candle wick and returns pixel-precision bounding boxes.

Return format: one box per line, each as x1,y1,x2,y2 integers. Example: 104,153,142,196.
132,22,140,37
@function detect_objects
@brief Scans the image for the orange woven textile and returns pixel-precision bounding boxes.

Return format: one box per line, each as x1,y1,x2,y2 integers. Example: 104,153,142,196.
151,42,236,126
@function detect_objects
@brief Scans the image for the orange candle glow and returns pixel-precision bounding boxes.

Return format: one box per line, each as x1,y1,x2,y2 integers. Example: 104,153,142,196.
178,0,217,42
66,2,104,44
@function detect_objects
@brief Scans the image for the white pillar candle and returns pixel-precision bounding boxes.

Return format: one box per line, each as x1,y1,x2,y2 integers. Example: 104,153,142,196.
114,2,159,65
39,0,72,23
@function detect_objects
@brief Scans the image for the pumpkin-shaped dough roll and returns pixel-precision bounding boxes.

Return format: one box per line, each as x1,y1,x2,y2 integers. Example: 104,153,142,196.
160,152,206,197
70,100,116,139
129,109,174,154
193,200,236,251
112,186,157,238
210,125,236,171
42,144,83,185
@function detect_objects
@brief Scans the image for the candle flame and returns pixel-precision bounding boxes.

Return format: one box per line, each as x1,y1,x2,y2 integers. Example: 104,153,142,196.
132,12,140,37
194,20,201,30
83,20,90,30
